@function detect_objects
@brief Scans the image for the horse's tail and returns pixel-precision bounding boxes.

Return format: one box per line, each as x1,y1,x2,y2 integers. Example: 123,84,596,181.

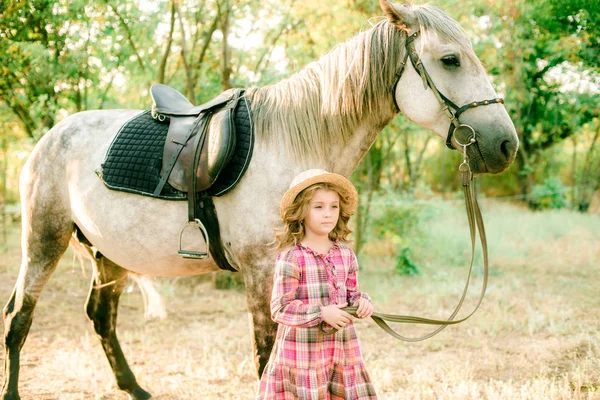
68,231,95,274
69,229,166,320
128,273,167,320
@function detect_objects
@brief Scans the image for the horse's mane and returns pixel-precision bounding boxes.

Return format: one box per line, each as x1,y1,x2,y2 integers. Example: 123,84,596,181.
246,5,479,162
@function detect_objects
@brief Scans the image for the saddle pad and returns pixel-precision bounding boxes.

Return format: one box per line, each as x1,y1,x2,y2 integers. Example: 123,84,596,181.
98,98,254,200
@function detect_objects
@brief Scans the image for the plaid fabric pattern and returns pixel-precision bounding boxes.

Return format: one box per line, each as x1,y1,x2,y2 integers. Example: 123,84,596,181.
257,242,377,400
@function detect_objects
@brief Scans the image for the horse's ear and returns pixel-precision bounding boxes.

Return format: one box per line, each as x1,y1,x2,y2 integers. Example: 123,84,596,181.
379,0,416,32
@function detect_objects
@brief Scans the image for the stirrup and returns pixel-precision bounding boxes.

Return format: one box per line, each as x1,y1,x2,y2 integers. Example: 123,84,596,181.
178,219,210,259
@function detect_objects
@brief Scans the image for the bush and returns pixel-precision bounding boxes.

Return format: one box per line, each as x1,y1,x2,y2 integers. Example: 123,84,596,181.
213,271,245,290
371,205,421,240
395,246,419,276
369,201,425,275
528,177,569,210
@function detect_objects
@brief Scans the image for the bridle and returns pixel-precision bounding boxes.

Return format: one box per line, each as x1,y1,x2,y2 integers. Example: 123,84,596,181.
320,30,500,341
393,31,504,152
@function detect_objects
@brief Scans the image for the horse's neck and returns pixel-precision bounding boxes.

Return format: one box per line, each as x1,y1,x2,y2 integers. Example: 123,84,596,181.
247,23,400,175
327,117,394,176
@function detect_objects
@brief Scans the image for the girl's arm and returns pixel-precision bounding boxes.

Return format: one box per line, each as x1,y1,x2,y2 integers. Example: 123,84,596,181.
270,251,323,328
346,252,372,306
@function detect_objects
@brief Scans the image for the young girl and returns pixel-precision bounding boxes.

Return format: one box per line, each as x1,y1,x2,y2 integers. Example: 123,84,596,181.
257,169,377,400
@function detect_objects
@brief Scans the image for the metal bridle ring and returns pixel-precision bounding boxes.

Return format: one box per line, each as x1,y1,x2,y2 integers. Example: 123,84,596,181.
453,124,477,147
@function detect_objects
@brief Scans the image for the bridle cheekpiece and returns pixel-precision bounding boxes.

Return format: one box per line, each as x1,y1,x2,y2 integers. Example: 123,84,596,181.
392,31,504,154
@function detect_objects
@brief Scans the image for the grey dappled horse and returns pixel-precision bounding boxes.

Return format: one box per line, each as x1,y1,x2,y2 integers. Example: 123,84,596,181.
2,2,518,399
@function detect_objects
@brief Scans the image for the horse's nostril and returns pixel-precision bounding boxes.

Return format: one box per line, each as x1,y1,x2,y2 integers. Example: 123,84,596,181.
500,139,513,161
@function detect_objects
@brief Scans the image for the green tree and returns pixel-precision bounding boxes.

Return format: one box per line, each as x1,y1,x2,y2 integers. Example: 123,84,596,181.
0,0,86,138
479,0,599,196
0,0,159,138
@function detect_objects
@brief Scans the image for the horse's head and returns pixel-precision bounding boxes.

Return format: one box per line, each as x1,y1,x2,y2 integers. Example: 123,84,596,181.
381,1,518,174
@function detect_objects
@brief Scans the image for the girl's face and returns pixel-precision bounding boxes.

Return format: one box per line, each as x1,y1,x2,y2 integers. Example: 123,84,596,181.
302,188,340,239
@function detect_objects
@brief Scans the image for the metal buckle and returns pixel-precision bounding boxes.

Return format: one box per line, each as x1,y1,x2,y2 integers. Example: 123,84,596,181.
151,108,167,122
459,143,472,186
178,219,210,259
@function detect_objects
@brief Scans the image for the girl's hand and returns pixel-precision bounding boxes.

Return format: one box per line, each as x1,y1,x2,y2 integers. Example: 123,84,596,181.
355,297,374,319
321,303,353,330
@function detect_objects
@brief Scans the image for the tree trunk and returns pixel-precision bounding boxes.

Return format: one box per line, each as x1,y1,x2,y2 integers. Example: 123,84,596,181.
354,154,375,258
577,126,600,212
410,135,431,192
193,8,220,86
571,135,577,206
0,135,7,246
103,0,146,72
402,131,430,196
516,144,533,199
158,0,176,84
221,0,232,91
175,0,196,102
8,99,36,140
252,2,299,76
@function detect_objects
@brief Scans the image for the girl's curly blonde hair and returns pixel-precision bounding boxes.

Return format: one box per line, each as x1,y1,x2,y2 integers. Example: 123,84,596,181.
274,183,354,251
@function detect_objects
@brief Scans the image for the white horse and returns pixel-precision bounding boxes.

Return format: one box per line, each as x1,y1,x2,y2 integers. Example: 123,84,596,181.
2,2,518,399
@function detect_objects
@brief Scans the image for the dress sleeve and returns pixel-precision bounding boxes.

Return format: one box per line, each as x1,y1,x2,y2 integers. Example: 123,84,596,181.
270,250,323,328
346,250,372,306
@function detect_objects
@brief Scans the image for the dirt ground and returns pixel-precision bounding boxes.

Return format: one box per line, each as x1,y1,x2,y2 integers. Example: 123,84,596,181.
1,209,599,399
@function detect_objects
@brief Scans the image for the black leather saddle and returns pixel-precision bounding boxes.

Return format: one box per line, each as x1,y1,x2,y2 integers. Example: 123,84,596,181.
150,84,243,196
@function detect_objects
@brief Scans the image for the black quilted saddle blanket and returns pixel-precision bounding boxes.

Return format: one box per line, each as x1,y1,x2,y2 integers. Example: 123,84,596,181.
97,97,254,200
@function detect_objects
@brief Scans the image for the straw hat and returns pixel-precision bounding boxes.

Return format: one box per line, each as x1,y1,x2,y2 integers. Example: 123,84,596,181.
280,169,358,219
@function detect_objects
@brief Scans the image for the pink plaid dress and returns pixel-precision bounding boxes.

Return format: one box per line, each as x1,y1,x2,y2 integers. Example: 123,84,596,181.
257,242,377,400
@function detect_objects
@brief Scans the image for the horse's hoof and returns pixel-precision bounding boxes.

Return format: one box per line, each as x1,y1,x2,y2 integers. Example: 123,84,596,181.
127,386,152,400
1,389,21,400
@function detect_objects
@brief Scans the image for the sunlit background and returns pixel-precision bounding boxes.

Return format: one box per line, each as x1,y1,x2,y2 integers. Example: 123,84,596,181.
0,0,599,398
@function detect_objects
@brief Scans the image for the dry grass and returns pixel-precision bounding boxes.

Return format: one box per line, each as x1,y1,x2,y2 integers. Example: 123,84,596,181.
1,201,599,399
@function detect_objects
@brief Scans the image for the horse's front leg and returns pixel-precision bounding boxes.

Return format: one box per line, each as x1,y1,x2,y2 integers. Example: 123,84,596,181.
242,262,277,378
85,255,151,400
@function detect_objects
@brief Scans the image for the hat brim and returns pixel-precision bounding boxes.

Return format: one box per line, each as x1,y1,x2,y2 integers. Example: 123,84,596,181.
280,173,358,219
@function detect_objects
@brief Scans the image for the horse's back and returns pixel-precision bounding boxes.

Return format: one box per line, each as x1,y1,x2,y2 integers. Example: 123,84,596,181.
32,109,142,163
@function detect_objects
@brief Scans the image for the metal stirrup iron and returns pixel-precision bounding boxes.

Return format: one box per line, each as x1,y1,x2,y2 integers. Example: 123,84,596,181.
178,219,210,259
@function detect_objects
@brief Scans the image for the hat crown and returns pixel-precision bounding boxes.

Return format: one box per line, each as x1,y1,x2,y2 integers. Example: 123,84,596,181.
280,169,358,219
288,169,329,189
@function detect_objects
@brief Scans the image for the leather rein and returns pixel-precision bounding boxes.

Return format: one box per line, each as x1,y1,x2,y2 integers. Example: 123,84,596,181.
321,30,501,341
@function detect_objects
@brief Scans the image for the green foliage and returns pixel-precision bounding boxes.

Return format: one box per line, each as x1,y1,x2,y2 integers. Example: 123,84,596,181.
368,194,431,275
1,0,599,205
528,177,570,210
371,204,421,244
459,0,600,196
213,271,245,290
0,0,95,138
394,246,419,276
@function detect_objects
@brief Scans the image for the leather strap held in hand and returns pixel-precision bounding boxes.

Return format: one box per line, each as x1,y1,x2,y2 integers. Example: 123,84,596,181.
320,165,488,342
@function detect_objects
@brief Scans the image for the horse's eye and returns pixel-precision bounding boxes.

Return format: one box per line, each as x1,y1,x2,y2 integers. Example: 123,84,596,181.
441,55,460,67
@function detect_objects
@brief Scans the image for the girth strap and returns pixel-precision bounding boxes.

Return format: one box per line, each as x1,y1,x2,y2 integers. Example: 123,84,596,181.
194,192,236,271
